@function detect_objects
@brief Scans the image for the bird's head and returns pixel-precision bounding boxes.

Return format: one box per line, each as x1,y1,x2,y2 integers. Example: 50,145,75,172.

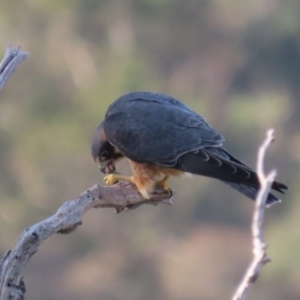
91,122,123,174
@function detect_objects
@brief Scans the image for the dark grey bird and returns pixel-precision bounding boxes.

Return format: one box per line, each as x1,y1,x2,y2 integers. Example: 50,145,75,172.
91,91,287,205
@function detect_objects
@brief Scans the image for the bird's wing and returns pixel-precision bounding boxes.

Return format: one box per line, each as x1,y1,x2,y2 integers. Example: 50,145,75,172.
173,146,287,193
103,93,224,166
172,147,255,183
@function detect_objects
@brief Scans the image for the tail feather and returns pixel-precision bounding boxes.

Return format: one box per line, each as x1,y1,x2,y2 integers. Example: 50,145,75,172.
223,181,281,206
219,148,288,194
174,147,288,204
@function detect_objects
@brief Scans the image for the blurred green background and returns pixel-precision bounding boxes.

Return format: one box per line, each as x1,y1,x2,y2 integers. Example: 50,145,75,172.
0,0,299,299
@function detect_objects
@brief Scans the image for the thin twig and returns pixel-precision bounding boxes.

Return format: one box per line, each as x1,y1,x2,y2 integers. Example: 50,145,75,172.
0,45,29,93
232,129,277,300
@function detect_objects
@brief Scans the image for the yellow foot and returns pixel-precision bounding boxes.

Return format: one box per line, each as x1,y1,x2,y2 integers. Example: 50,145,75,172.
103,174,132,186
104,174,118,185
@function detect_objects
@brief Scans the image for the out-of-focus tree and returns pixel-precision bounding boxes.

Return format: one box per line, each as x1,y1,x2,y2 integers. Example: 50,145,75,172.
0,0,299,299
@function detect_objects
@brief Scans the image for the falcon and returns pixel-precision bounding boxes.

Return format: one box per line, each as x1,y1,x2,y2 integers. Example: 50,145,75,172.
91,91,287,205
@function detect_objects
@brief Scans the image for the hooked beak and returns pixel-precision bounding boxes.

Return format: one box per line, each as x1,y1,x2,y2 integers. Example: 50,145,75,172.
98,159,116,174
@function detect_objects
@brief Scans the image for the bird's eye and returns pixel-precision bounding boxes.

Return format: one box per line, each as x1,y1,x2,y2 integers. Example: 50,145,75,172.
100,150,108,161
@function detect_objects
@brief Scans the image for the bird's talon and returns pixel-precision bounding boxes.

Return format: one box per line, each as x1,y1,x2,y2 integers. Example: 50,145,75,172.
104,174,119,185
155,176,172,195
163,188,173,198
154,175,173,198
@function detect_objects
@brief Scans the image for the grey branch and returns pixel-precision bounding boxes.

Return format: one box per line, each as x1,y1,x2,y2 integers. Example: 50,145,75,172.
0,182,173,300
232,129,277,300
0,45,29,93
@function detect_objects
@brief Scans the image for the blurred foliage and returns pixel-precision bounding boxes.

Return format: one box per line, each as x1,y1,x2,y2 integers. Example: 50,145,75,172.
0,0,299,299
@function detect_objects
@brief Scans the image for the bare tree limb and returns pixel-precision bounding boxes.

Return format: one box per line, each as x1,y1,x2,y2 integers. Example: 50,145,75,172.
0,45,29,93
0,44,29,300
232,129,277,300
0,182,173,300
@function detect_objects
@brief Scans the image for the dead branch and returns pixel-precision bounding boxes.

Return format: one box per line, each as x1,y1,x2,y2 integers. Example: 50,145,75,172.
0,44,29,300
0,45,29,93
0,182,173,300
232,129,277,300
